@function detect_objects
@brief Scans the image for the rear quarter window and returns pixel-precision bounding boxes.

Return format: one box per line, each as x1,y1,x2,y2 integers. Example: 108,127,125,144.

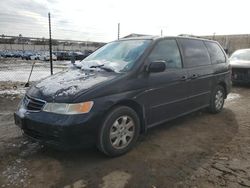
178,39,211,68
204,42,226,64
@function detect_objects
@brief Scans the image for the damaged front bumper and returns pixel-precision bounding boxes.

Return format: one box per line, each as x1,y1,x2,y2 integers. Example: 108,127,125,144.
14,108,101,149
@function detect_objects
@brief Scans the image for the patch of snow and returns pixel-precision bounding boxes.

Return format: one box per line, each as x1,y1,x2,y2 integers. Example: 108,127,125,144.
75,60,103,70
101,170,131,188
36,68,111,96
0,88,27,96
75,60,127,73
18,107,27,118
226,93,241,102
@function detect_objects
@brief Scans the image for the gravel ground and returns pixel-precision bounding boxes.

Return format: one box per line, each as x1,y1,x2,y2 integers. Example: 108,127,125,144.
0,86,249,188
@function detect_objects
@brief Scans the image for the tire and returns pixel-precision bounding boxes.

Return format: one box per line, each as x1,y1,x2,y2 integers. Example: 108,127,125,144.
97,106,140,157
208,85,225,114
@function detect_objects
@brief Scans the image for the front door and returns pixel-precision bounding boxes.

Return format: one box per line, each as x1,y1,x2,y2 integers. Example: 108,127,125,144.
141,39,191,127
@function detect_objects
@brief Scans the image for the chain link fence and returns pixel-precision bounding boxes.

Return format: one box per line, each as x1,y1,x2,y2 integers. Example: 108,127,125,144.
0,57,65,96
0,36,105,96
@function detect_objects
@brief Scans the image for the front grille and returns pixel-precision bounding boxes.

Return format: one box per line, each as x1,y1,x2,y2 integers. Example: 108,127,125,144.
232,68,250,81
23,95,46,111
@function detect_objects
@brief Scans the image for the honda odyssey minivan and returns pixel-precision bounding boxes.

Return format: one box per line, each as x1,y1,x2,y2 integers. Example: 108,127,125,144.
14,36,231,156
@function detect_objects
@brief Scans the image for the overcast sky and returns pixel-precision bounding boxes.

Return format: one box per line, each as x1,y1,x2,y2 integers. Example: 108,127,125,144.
0,0,250,42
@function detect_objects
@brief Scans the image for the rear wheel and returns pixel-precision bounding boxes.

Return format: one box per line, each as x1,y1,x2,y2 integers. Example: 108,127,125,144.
208,85,225,113
97,106,140,157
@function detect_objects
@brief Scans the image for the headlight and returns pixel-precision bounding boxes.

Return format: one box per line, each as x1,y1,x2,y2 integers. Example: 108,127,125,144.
43,101,94,114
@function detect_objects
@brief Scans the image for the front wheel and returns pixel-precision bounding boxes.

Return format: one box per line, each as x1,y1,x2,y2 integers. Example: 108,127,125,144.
97,106,140,157
208,85,225,113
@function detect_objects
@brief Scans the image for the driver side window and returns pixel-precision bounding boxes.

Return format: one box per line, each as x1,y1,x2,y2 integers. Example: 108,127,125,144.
148,39,182,69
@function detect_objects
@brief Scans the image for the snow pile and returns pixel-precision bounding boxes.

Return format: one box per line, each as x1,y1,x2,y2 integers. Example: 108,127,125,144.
36,68,111,96
226,93,241,102
75,60,128,73
0,88,27,96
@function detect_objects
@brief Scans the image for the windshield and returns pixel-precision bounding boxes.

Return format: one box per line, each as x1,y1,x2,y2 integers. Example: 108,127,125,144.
230,49,250,61
75,39,151,73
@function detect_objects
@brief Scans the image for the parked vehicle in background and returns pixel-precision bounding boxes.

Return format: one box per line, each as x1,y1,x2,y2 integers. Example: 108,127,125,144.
13,51,23,58
39,52,57,61
22,51,34,60
53,51,70,60
70,51,85,60
30,53,41,60
53,51,92,61
83,49,94,58
229,49,250,84
3,51,15,58
53,51,71,60
0,50,92,61
14,36,231,157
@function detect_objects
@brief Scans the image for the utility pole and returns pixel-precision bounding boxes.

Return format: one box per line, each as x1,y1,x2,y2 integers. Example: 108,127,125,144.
161,29,163,37
48,13,53,75
118,23,120,40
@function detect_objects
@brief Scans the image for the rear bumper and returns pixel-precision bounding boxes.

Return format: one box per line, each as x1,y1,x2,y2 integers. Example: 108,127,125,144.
14,110,101,149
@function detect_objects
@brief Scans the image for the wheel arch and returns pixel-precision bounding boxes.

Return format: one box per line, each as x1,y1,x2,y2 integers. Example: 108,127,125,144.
108,99,147,134
217,81,227,98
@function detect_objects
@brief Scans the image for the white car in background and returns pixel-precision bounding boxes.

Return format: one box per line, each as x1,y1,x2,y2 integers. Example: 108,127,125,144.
230,49,250,84
30,53,41,60
39,52,57,61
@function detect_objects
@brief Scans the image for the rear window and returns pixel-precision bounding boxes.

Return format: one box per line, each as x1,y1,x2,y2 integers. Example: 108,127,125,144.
178,39,211,68
205,42,226,64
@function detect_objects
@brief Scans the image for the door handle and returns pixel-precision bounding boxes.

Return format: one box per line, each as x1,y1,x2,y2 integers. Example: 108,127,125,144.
190,74,198,79
180,75,188,81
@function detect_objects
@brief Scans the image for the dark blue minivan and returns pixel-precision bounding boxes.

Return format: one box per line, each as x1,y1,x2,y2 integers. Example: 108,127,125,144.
14,36,231,156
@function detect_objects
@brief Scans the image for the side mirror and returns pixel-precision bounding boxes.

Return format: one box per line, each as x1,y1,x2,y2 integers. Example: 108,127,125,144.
147,60,166,73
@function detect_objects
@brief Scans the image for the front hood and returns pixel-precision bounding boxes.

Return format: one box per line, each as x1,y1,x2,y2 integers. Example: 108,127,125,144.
230,60,250,68
27,68,116,102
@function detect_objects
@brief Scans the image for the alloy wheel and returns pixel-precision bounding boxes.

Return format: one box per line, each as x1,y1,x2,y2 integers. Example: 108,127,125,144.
109,115,135,149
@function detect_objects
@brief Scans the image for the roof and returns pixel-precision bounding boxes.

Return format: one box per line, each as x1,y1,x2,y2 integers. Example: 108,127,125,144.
123,33,153,38
118,35,216,42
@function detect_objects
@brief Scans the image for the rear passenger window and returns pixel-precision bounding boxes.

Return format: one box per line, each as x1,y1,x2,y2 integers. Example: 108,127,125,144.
204,42,226,64
178,39,211,67
148,39,182,69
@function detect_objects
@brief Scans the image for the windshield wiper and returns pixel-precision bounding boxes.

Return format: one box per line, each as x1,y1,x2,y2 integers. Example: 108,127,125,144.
90,64,114,72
